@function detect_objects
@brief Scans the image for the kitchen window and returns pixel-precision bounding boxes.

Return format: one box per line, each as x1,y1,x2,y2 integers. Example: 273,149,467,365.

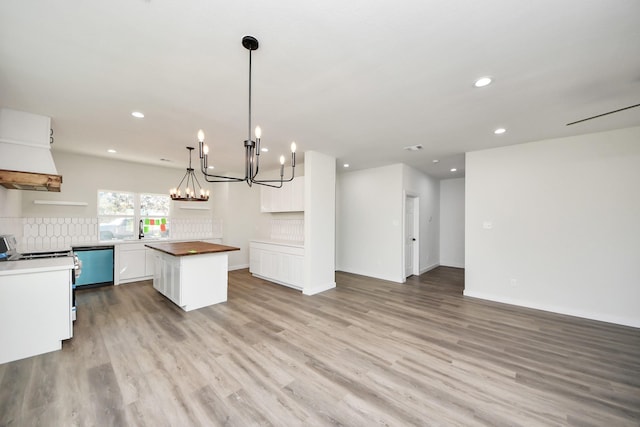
140,193,170,239
98,191,170,240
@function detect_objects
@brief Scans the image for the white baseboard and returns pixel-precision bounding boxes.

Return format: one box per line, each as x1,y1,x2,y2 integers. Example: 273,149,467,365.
336,268,403,283
229,263,249,271
303,282,336,296
419,263,440,275
463,290,640,329
439,261,464,269
251,273,302,291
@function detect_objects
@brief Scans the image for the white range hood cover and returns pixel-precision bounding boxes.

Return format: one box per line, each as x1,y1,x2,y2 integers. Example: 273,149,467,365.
0,108,58,175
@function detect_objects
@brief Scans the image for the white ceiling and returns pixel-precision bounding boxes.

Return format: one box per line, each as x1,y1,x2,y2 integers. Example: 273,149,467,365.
1,0,639,179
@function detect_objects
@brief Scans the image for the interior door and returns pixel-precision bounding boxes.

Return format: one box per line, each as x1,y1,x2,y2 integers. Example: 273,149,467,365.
405,196,415,278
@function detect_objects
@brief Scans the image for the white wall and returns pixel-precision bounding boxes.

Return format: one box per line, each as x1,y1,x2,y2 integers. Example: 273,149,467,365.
20,151,215,218
402,164,440,274
439,178,465,268
465,126,640,327
336,163,439,283
0,186,21,217
336,164,404,282
1,151,268,267
303,151,336,295
209,180,263,270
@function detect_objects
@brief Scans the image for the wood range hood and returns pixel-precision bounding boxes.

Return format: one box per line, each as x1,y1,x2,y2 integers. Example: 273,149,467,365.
0,169,62,192
0,108,63,192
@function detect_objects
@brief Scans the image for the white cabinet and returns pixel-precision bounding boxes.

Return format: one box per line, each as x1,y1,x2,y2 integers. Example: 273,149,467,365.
118,243,152,283
250,241,304,290
260,176,304,212
0,259,73,364
153,252,182,305
145,249,155,277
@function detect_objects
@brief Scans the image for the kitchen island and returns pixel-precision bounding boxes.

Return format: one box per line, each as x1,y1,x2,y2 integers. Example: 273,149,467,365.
145,241,239,311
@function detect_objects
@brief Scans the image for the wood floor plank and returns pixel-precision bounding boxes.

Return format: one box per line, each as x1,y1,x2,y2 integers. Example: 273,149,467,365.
1,266,639,426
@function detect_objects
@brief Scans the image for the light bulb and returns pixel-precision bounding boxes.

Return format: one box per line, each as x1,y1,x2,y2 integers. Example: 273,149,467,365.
255,126,262,139
290,141,296,153
203,144,209,155
197,129,205,142
280,155,285,165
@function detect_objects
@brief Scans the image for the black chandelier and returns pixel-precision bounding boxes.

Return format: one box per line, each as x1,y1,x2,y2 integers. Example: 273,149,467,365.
170,146,209,201
197,36,296,188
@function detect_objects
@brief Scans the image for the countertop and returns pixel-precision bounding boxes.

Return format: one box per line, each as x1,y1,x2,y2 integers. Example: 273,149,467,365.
0,257,74,276
74,236,223,247
145,241,240,257
250,239,304,249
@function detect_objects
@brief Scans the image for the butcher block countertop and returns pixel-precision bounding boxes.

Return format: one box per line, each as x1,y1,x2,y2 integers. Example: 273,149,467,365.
145,241,240,257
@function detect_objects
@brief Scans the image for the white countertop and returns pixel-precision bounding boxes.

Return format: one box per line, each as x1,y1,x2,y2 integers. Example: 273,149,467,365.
250,239,304,249
0,257,74,276
86,236,222,246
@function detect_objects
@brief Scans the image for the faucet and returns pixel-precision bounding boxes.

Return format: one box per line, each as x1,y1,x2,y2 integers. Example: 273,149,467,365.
138,219,144,239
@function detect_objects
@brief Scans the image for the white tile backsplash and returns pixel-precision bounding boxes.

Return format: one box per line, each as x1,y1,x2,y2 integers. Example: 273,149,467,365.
0,216,223,251
270,219,304,242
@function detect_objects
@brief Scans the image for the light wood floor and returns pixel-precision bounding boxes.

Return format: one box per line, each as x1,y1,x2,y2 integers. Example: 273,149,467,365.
1,267,639,426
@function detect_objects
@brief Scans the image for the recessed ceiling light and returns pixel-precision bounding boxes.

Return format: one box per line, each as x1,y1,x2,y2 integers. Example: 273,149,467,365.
131,111,145,118
494,128,506,134
107,149,117,153
432,159,439,163
403,144,423,151
474,77,492,88
208,165,215,169
343,164,350,168
261,147,269,152
450,168,457,172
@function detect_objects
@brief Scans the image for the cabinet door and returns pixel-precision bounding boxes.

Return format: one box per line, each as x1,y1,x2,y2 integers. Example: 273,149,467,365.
167,259,181,305
279,253,304,287
260,176,305,212
249,247,261,274
153,253,163,293
119,249,146,281
145,249,155,277
259,250,278,279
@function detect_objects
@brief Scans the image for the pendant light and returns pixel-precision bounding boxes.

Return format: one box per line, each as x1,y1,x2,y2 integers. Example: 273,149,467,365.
197,36,297,188
169,146,209,201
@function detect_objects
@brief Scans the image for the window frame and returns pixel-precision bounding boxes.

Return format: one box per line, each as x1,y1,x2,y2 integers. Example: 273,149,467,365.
98,190,171,241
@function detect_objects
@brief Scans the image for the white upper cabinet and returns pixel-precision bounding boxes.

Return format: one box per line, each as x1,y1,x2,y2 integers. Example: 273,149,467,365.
261,176,304,212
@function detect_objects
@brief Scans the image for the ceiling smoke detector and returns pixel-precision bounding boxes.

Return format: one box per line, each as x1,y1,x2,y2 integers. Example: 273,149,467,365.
403,144,423,151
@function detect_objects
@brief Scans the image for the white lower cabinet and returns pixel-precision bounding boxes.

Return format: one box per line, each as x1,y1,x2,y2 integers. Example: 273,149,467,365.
118,243,151,283
0,264,73,364
153,252,182,305
250,241,304,290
